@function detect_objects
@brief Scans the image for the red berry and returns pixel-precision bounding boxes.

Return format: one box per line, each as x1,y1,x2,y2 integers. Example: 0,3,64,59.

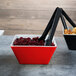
51,43,55,46
20,37,23,40
26,37,31,41
32,37,39,41
13,41,18,45
13,37,45,46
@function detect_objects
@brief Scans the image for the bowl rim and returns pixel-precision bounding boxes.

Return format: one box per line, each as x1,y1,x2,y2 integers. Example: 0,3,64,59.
10,34,57,47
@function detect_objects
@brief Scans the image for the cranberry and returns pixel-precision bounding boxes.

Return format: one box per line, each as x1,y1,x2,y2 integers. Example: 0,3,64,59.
20,37,23,40
13,41,18,45
51,43,55,46
26,37,31,41
32,37,39,41
13,36,54,46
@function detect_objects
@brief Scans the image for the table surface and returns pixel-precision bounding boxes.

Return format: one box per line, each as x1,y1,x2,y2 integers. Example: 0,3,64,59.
0,36,76,76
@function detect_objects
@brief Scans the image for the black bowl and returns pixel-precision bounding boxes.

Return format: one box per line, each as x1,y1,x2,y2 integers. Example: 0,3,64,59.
63,27,76,50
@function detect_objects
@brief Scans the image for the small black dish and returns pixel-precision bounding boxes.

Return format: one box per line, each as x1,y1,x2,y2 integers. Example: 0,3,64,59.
63,27,76,50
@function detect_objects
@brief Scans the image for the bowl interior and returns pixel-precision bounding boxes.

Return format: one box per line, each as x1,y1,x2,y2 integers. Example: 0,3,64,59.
11,34,57,47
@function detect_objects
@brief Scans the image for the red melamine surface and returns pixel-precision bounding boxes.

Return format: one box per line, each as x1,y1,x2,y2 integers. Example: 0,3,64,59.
11,46,56,64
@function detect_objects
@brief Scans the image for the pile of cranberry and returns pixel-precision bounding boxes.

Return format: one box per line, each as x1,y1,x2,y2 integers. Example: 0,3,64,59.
13,37,44,46
13,37,55,46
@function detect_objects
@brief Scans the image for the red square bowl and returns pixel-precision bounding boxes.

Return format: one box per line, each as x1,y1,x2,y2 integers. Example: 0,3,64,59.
11,34,57,64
